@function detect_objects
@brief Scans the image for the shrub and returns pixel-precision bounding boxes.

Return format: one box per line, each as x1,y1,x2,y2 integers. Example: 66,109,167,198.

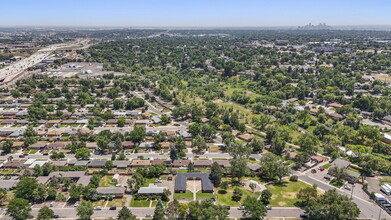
289,175,298,182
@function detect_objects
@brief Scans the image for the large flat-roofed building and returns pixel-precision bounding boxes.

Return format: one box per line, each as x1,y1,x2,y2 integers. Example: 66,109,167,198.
175,172,214,193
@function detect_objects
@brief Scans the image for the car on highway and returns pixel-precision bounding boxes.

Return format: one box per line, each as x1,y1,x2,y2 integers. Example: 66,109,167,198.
109,206,117,210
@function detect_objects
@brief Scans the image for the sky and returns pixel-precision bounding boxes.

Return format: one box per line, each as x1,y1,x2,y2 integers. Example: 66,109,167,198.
1,0,391,27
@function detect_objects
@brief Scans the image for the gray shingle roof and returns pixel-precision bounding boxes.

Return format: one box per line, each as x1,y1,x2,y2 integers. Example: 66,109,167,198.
175,172,213,192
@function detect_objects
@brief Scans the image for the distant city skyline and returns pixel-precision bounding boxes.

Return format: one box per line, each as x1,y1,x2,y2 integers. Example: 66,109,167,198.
1,0,391,27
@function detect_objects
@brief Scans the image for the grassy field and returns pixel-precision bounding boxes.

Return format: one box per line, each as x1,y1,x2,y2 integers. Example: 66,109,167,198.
93,200,106,207
130,198,150,207
107,198,125,207
174,191,193,200
216,187,259,206
196,192,214,199
266,180,309,207
99,175,116,187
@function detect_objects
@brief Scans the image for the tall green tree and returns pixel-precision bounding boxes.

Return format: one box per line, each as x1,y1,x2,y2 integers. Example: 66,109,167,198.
37,206,54,220
117,206,136,220
242,196,267,220
7,198,32,220
76,200,94,220
304,189,360,220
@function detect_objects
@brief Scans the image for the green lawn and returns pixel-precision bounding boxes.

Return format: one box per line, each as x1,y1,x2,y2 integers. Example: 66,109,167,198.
29,149,38,154
196,192,214,199
322,163,331,169
330,178,344,188
216,187,259,206
151,200,168,207
99,175,116,187
266,180,309,207
107,198,125,207
142,178,156,187
174,191,193,200
130,198,150,207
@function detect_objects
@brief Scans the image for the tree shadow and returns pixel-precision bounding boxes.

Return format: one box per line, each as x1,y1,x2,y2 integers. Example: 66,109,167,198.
218,190,227,194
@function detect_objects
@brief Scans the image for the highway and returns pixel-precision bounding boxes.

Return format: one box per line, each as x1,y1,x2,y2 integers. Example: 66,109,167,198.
0,40,87,86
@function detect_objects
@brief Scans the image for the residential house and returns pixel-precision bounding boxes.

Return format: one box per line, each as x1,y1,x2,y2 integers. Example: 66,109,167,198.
96,187,126,198
175,173,213,193
138,184,167,195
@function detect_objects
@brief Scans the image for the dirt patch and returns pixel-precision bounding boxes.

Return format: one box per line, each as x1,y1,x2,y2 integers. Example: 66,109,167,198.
283,192,297,199
278,201,287,206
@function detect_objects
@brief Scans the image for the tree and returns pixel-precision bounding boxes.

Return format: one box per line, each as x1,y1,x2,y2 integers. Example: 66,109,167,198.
23,126,37,146
153,201,166,220
304,189,360,220
275,163,291,183
15,178,38,201
128,125,146,142
117,118,126,127
166,199,180,219
260,189,272,205
210,162,223,186
69,184,84,200
232,188,243,202
33,183,47,202
329,166,347,183
249,182,256,192
192,135,207,152
117,206,136,220
230,158,248,181
297,184,318,206
298,132,319,154
242,196,267,220
169,147,178,161
76,200,94,220
75,147,90,160
96,136,110,152
0,188,7,206
47,187,57,200
7,198,32,220
187,200,228,219
161,114,171,125
2,139,13,154
188,162,195,172
37,206,54,220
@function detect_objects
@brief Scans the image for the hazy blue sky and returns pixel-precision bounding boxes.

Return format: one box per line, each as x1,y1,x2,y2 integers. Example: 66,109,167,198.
2,0,391,27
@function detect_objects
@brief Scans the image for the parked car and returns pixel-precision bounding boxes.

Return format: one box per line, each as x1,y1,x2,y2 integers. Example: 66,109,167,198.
53,215,60,218
323,176,331,181
300,213,308,218
49,202,54,207
109,206,117,210
344,185,351,191
266,206,272,210
225,206,231,210
320,168,325,171
145,214,153,217
74,201,79,207
19,154,25,158
94,206,102,210
43,152,49,156
237,206,245,210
